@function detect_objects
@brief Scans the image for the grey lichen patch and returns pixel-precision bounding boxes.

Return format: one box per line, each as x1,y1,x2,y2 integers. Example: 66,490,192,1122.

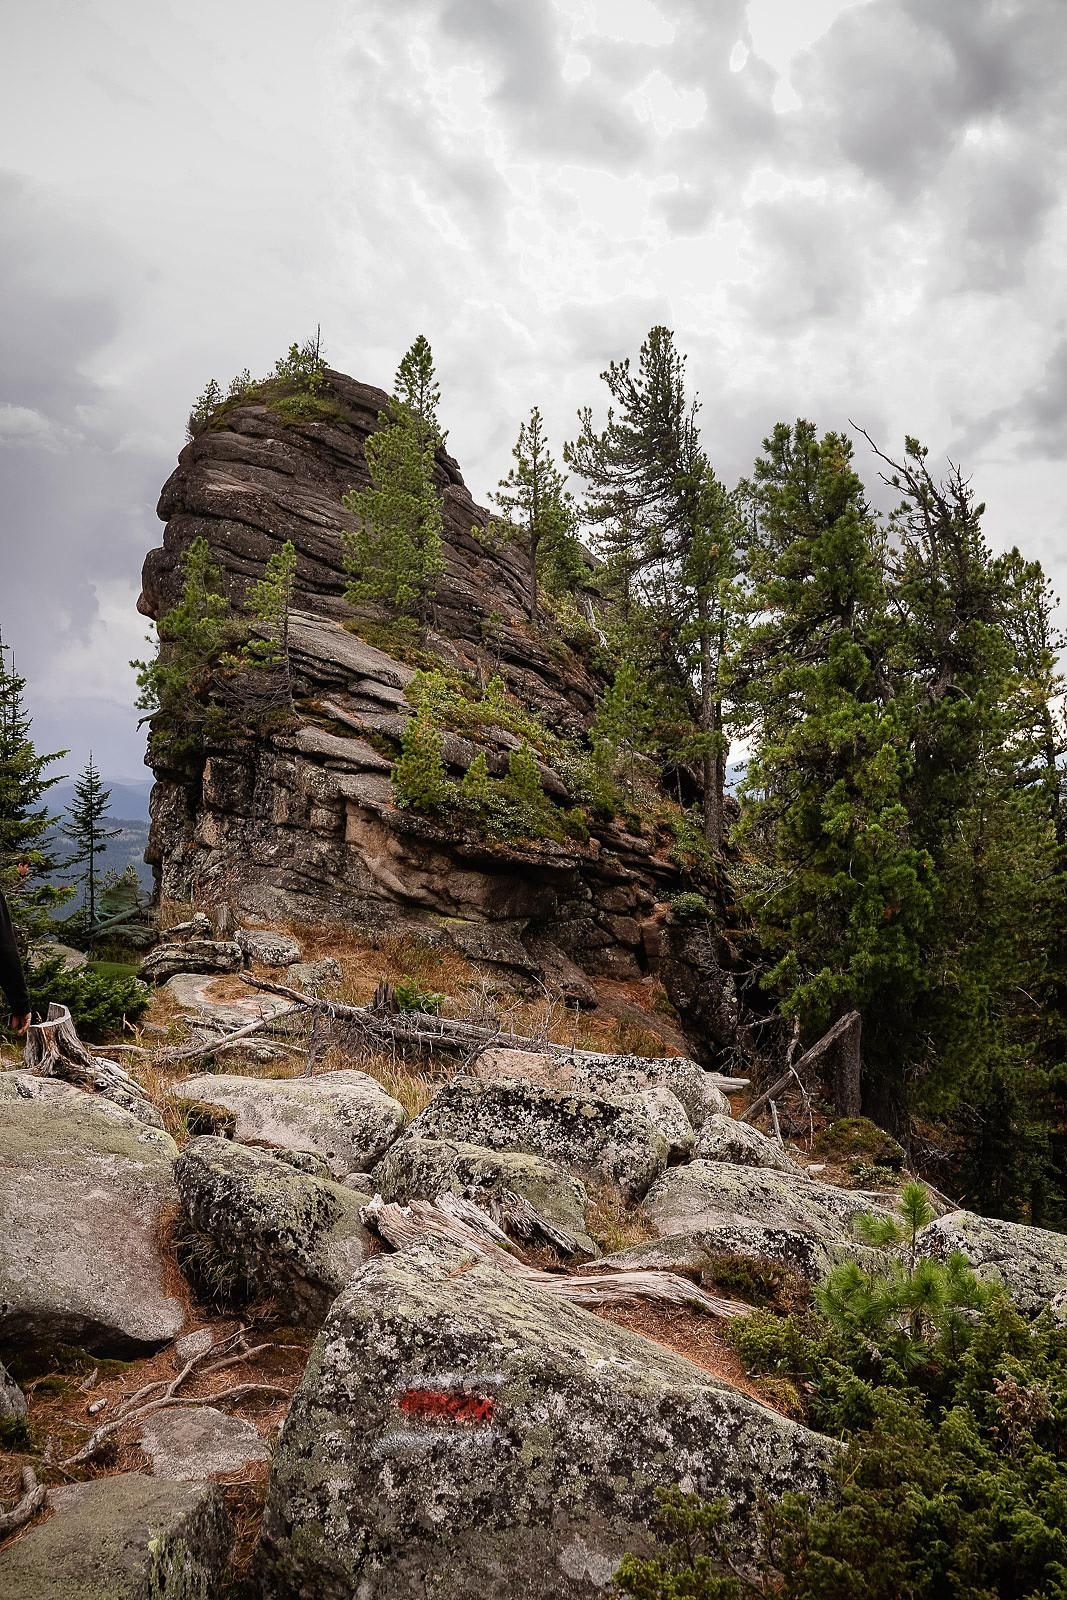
255,1246,837,1598
640,1159,893,1247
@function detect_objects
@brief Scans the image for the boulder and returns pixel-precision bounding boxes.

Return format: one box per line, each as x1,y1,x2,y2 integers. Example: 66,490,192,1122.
141,937,243,985
287,957,342,993
163,972,291,1032
171,1069,406,1181
372,1134,597,1256
694,1114,800,1173
915,1209,1067,1315
409,1075,667,1200
589,1223,876,1285
0,1357,26,1422
0,1076,184,1362
236,927,303,966
476,1045,730,1128
140,1405,270,1481
255,1245,836,1599
175,1137,376,1320
0,1472,231,1599
641,1160,890,1248
29,939,88,972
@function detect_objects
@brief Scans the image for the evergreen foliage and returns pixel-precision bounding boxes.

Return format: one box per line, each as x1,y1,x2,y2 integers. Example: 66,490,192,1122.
132,536,234,766
0,631,71,950
26,964,150,1042
393,334,444,449
64,753,120,930
391,710,450,811
343,400,444,621
501,744,551,832
459,750,494,811
594,662,655,796
491,406,584,621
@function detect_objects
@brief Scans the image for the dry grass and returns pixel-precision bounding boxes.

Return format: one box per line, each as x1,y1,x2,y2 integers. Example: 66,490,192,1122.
593,1300,790,1412
585,1185,658,1256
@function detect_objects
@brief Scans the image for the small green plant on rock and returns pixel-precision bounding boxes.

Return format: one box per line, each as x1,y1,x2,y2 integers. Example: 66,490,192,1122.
391,711,450,811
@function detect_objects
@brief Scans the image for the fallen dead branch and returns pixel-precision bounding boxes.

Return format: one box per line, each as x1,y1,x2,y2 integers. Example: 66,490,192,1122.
240,974,747,1091
363,1194,752,1320
97,1003,308,1066
0,1467,46,1538
64,1326,289,1467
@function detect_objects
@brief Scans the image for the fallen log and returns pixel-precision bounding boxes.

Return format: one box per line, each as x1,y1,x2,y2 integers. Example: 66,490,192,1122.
24,1004,162,1127
740,1010,862,1124
239,974,747,1092
0,1467,45,1538
362,1194,752,1319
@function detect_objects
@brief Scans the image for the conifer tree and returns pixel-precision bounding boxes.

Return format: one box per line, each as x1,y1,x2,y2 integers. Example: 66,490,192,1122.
502,744,550,832
343,404,443,622
393,335,444,449
566,327,739,850
132,537,233,763
0,632,71,951
65,753,120,930
594,662,654,795
491,407,583,622
391,711,449,810
460,750,494,811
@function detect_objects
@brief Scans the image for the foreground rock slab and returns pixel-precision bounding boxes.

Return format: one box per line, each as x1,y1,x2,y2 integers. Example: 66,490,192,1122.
410,1075,668,1200
0,1472,231,1599
641,1159,889,1248
175,1137,375,1320
0,1076,184,1362
172,1069,406,1180
255,1245,836,1599
372,1134,597,1256
916,1209,1067,1314
140,1405,270,1481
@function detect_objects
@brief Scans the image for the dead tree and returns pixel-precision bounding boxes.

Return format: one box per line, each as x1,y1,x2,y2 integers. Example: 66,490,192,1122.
23,1004,162,1127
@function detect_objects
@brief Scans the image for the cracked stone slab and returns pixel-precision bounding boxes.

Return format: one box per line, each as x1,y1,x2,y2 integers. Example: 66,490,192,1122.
140,1405,270,1481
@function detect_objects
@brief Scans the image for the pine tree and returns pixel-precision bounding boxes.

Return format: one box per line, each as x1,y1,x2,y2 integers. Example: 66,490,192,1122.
343,406,444,622
593,662,654,796
391,711,450,810
733,421,933,1102
566,327,739,850
393,335,444,450
65,753,120,930
0,632,72,953
491,407,583,622
502,744,551,833
132,536,233,764
460,750,494,811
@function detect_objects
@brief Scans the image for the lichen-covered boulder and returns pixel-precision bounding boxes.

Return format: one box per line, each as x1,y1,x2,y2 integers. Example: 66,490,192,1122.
0,1472,231,1599
409,1075,667,1200
476,1046,730,1128
287,957,342,994
0,1076,184,1363
140,1405,270,1481
916,1209,1067,1314
694,1115,800,1173
255,1245,836,1599
236,927,303,966
171,1069,406,1181
371,1134,597,1256
641,1160,889,1246
175,1137,376,1320
589,1222,885,1285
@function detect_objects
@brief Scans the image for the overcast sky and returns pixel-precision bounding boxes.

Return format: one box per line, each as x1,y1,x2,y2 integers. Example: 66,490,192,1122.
1,0,1064,781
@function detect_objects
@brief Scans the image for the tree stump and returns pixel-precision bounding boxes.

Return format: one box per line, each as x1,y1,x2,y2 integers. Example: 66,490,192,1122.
23,1003,163,1128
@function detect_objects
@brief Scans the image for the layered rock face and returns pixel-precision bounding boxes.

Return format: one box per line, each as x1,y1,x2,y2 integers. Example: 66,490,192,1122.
138,372,700,983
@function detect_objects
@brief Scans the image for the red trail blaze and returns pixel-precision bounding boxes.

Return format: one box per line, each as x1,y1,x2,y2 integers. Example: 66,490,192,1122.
397,1387,496,1425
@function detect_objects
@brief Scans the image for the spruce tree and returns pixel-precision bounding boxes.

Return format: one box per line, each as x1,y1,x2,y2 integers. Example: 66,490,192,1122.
393,335,444,450
65,753,120,930
343,407,444,622
491,407,583,622
132,536,233,763
593,662,654,796
0,632,72,952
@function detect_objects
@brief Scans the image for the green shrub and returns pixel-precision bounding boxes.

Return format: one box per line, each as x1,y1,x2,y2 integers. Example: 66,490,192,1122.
813,1117,906,1171
668,892,712,923
391,711,450,811
394,977,445,1015
26,963,149,1042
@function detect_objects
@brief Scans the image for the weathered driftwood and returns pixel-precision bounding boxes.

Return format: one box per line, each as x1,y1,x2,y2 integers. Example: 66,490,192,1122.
740,1010,862,1123
0,1466,45,1537
239,974,748,1092
363,1194,753,1319
23,1004,162,1127
100,1003,308,1066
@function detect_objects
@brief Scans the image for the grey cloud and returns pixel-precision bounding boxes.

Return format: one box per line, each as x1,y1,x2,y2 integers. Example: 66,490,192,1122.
732,190,870,331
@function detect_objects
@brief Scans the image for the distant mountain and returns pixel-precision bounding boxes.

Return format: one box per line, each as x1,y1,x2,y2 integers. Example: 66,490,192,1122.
48,776,153,824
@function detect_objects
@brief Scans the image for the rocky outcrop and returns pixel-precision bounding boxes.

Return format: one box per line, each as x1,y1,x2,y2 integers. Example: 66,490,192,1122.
139,370,708,990
916,1209,1067,1314
475,1045,731,1129
140,936,243,985
0,1473,231,1600
589,1224,876,1285
235,927,303,966
174,1137,375,1319
694,1114,801,1172
408,1075,668,1201
254,1244,836,1599
170,1069,406,1180
0,1076,184,1362
372,1134,597,1256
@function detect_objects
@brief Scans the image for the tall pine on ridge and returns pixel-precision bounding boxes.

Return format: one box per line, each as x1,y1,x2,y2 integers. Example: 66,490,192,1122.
0,631,71,953
65,753,120,930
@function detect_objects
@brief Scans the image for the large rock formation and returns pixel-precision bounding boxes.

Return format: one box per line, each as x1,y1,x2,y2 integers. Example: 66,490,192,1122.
138,371,716,991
